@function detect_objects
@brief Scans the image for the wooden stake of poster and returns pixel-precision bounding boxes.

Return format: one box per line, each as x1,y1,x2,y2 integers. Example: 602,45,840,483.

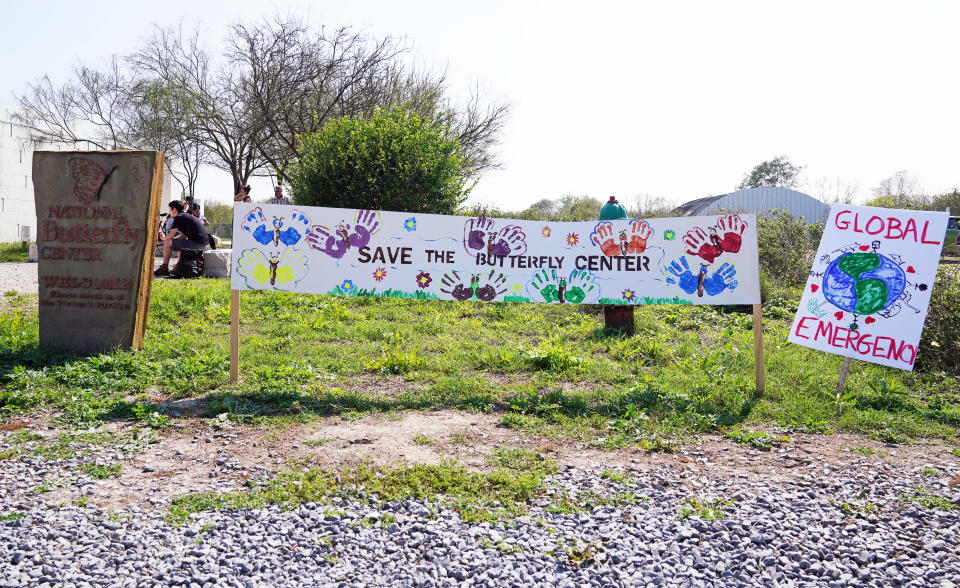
230,289,239,383
836,357,852,392
753,303,765,396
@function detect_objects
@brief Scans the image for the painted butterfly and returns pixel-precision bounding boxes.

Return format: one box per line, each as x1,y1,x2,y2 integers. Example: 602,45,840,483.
235,247,309,291
68,157,117,204
241,207,311,247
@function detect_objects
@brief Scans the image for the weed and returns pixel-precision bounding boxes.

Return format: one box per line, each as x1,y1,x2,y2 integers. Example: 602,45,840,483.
721,427,789,451
80,463,122,479
75,497,89,507
919,467,938,475
449,434,473,446
412,434,435,446
950,449,960,458
843,445,885,458
0,512,25,521
600,469,629,484
167,450,558,525
676,497,732,521
131,403,170,429
303,438,330,447
898,488,958,511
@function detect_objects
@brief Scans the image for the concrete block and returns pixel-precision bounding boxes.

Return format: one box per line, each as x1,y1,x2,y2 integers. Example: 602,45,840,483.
204,249,231,278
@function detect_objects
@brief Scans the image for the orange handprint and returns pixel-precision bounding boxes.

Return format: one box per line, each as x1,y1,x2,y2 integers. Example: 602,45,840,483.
590,222,622,257
625,219,653,254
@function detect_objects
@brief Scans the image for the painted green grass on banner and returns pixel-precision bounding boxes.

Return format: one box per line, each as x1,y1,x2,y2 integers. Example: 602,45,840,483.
327,286,441,300
598,296,693,306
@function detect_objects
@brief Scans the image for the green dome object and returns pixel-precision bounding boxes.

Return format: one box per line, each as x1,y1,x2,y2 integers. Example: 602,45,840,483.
599,196,627,220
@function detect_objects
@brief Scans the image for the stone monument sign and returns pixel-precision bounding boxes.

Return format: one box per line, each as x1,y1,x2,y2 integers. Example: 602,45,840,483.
33,151,163,353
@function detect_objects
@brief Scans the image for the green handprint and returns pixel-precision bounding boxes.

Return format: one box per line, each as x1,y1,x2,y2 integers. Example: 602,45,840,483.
564,269,597,304
526,269,598,304
528,269,562,302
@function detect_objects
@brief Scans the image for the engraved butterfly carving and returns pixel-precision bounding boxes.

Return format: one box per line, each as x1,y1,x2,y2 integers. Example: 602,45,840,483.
68,157,118,204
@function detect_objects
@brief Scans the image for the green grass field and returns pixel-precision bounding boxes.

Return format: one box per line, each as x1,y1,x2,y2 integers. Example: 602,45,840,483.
0,279,957,447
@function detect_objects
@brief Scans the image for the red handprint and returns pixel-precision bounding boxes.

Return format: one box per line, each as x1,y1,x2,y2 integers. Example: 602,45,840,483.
626,219,653,254
590,222,622,257
684,227,723,264
715,214,746,253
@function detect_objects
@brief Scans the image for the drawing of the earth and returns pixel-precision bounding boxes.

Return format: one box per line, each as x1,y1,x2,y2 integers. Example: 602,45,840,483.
822,252,906,316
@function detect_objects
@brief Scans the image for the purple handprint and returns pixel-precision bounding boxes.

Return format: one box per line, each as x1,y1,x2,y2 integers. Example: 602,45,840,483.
463,217,495,255
305,225,348,259
488,225,528,257
349,209,381,249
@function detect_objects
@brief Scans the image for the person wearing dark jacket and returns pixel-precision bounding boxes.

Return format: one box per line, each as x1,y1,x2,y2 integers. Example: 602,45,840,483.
155,200,210,276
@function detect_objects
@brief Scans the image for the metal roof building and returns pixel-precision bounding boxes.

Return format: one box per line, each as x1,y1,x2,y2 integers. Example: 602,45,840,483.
673,186,829,223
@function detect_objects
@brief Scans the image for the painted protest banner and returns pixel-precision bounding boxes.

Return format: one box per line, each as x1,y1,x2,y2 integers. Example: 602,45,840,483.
230,205,761,306
788,204,948,370
33,151,164,354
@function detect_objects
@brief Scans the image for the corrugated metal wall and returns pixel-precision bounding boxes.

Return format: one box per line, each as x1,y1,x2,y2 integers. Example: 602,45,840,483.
701,187,828,223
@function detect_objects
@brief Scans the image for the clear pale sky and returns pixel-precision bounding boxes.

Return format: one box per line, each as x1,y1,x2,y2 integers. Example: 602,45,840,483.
3,0,959,210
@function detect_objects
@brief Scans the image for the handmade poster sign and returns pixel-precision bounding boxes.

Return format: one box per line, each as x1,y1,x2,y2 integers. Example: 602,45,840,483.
231,205,761,306
33,151,163,354
788,204,947,370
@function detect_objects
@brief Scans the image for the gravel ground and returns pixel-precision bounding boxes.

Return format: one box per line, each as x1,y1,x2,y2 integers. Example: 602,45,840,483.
0,262,38,294
1,431,958,587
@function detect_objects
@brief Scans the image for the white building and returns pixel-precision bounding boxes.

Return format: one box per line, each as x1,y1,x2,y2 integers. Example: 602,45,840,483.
0,104,40,242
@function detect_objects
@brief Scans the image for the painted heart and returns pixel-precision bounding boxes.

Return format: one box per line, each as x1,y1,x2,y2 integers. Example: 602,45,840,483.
865,317,876,324
907,266,916,273
858,245,870,251
834,311,844,321
811,284,819,293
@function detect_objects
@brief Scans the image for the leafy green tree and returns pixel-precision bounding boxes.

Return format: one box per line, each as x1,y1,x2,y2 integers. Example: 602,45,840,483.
288,107,472,213
737,156,804,190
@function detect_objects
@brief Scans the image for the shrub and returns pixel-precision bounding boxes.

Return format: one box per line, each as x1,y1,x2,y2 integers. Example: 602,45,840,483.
756,210,823,297
288,106,472,214
917,266,960,374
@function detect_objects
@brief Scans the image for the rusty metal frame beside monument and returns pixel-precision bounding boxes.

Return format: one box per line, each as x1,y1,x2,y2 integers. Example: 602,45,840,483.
33,151,164,354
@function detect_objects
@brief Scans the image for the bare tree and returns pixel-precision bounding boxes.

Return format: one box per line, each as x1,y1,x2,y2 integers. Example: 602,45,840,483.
128,25,269,195
811,176,859,204
15,17,509,198
230,17,508,183
14,59,128,150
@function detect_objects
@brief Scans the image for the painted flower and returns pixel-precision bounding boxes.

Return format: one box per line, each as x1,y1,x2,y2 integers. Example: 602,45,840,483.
622,288,637,302
511,282,523,293
542,226,551,238
566,233,579,246
663,229,676,241
373,267,387,282
341,279,355,293
404,217,417,232
415,271,432,289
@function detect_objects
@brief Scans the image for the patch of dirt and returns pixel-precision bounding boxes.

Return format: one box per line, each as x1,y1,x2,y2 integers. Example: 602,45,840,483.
29,411,960,512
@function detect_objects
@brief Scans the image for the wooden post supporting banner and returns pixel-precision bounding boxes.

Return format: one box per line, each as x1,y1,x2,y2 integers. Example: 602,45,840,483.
836,357,852,392
230,289,239,383
752,303,765,397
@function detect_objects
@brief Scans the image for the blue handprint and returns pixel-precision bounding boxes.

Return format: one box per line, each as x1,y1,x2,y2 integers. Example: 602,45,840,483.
703,262,738,295
665,256,700,295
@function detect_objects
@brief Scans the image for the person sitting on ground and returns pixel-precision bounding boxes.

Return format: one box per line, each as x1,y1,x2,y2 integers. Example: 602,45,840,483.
234,185,252,202
154,200,210,277
270,185,292,205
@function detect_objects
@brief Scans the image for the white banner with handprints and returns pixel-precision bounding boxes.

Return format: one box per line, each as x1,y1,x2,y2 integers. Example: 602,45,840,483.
788,204,948,370
230,205,761,305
